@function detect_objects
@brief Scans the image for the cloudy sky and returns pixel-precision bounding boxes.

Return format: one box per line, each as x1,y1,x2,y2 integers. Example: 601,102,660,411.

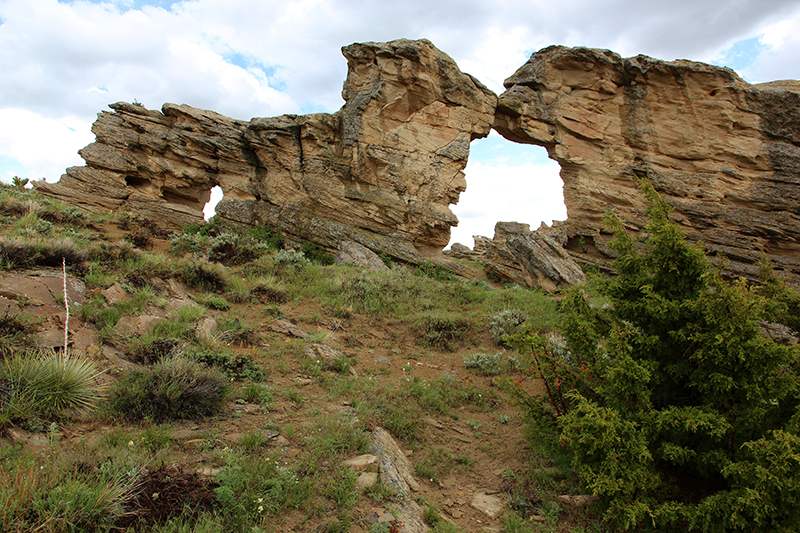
1,0,799,247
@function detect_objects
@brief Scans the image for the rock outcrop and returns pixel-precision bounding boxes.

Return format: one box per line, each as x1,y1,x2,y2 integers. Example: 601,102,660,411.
478,221,586,291
36,40,800,288
494,46,800,283
36,39,496,268
334,241,389,272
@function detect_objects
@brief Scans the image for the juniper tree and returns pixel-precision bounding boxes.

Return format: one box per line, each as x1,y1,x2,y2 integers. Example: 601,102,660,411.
518,182,800,532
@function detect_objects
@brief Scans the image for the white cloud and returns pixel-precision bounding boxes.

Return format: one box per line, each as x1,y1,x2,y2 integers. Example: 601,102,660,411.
458,25,543,94
450,158,566,248
0,109,93,181
740,9,800,83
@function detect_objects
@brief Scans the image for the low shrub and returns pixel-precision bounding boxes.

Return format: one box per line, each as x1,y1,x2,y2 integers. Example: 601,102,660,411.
124,227,153,248
238,382,275,409
0,312,36,358
463,352,506,375
118,214,169,239
216,318,260,347
0,236,88,268
107,356,230,422
196,294,230,311
171,222,276,265
418,313,470,351
415,261,456,282
378,252,394,268
177,259,229,292
274,249,309,269
489,309,528,346
184,346,266,382
248,224,285,249
39,205,88,227
250,284,288,304
300,241,334,265
168,232,205,256
88,241,138,267
128,338,182,365
208,232,269,265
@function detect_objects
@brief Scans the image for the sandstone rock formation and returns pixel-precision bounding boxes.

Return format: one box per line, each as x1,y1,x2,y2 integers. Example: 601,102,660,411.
36,40,800,288
36,39,496,270
334,241,389,272
494,46,800,283
477,221,586,291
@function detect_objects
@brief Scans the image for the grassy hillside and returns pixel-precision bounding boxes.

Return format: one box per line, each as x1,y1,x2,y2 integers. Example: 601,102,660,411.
0,183,601,533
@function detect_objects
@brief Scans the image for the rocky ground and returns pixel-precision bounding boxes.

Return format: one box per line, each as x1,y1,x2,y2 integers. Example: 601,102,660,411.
0,209,605,532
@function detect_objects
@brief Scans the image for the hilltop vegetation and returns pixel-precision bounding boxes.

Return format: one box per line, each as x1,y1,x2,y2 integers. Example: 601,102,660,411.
1,181,799,533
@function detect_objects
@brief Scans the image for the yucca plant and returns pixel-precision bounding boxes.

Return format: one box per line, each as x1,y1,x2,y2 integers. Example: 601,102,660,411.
1,349,105,422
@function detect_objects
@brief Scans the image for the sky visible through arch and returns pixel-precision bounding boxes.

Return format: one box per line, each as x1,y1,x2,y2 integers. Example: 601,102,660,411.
2,0,799,248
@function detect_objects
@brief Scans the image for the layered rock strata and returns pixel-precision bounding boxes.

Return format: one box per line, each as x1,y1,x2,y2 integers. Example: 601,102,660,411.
36,41,800,287
493,46,800,283
36,39,496,269
474,221,586,291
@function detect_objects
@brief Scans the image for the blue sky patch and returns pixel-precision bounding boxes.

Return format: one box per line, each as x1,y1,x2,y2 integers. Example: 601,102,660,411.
0,155,31,183
222,51,286,91
468,134,551,167
712,36,767,80
300,102,331,114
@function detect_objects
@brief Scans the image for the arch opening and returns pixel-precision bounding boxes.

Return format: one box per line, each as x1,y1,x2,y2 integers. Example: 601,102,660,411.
448,131,566,250
203,185,224,220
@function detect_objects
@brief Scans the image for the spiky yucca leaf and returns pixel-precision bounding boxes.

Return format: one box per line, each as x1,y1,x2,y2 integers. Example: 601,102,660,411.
2,350,105,416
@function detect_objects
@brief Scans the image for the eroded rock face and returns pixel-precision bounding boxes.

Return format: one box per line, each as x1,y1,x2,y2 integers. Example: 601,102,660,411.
35,41,800,288
481,221,586,291
36,102,249,229
36,39,496,266
494,46,800,283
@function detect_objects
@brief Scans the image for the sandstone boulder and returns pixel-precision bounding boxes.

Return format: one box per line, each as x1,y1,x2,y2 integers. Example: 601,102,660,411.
334,241,388,271
0,271,87,349
444,242,474,259
481,221,585,291
370,427,428,533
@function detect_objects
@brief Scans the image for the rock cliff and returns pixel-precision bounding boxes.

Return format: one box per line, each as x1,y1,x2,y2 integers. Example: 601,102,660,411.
494,46,800,283
36,39,496,268
36,40,800,287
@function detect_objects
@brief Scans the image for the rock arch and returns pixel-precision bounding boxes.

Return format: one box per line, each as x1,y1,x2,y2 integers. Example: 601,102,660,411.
35,39,800,287
493,45,800,284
